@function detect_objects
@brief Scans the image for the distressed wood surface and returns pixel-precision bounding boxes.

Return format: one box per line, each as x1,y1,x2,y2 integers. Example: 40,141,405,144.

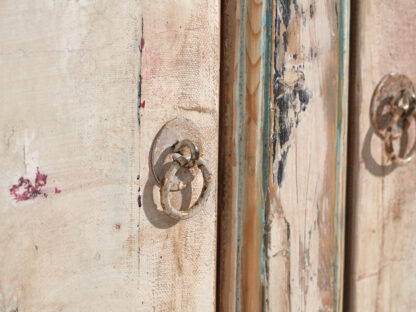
217,0,272,310
138,0,219,311
267,0,349,311
218,0,349,311
344,1,416,311
0,1,219,311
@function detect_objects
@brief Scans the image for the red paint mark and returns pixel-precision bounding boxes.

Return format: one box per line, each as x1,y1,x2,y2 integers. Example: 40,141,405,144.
160,256,162,259
141,38,145,49
55,187,62,194
10,168,61,202
10,168,48,201
140,100,146,109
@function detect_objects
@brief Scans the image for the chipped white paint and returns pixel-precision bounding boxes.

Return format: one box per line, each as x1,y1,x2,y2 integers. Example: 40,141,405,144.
0,1,219,311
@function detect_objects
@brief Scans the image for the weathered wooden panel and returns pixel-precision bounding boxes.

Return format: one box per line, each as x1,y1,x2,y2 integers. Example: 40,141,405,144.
218,0,349,310
218,0,272,310
0,1,219,311
266,0,349,311
344,1,416,311
0,2,143,310
138,0,219,311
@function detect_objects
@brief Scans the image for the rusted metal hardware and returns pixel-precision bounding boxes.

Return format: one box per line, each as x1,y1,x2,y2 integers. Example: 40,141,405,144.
151,119,212,220
160,147,213,220
150,118,204,191
371,73,416,164
171,139,200,168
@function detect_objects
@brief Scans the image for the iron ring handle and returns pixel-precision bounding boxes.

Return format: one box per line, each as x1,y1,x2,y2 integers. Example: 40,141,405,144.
152,139,200,190
160,157,213,220
383,115,416,165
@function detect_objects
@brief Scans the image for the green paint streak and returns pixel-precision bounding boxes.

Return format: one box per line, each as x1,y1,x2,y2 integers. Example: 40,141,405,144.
260,0,273,311
334,0,350,311
234,0,273,310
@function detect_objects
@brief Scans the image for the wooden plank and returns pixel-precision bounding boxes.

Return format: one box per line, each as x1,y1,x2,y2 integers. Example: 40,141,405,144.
138,0,219,310
217,0,272,310
218,0,349,310
344,1,416,311
0,2,143,310
0,1,219,311
266,0,349,311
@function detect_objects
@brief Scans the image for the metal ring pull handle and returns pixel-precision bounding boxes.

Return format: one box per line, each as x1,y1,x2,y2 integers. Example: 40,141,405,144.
160,140,213,220
371,73,416,165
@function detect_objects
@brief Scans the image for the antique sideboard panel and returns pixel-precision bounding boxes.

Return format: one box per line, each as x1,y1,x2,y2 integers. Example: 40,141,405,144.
345,1,416,311
218,0,349,311
0,1,219,311
267,0,349,311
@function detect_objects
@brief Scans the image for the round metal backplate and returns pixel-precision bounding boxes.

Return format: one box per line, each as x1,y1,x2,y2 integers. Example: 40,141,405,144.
150,118,204,192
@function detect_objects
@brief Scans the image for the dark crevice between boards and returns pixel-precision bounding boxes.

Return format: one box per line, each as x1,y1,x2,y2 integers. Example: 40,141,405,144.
343,0,359,310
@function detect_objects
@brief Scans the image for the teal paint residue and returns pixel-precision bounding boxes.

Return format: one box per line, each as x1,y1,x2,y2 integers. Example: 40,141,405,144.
334,0,350,311
260,0,273,311
234,0,274,310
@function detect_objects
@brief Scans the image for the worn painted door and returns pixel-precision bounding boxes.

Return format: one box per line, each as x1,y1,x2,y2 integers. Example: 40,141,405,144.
345,1,416,311
0,1,219,311
217,0,349,311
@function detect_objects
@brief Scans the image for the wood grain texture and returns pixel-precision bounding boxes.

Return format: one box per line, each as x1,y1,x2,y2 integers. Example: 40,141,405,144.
217,0,272,310
266,0,349,311
218,0,348,311
0,1,219,311
344,1,416,311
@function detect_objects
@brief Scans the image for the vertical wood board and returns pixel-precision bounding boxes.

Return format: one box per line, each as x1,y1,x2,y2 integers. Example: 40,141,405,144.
266,0,349,311
345,1,416,311
139,0,219,311
218,0,272,310
0,1,219,311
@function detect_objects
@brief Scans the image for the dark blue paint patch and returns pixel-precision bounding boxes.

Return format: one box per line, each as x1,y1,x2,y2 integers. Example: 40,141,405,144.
277,146,290,187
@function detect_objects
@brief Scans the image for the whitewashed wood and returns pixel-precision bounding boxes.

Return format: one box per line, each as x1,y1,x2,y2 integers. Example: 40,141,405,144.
0,1,219,311
267,0,348,311
345,1,416,311
138,0,219,311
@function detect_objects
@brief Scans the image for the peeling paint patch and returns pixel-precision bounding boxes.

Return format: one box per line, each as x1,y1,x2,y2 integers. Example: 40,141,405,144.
273,69,312,186
277,147,290,186
273,1,314,187
280,0,292,28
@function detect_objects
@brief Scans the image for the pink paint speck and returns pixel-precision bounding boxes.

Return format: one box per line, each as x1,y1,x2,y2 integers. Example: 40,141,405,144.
140,100,146,109
10,168,61,202
55,187,62,194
